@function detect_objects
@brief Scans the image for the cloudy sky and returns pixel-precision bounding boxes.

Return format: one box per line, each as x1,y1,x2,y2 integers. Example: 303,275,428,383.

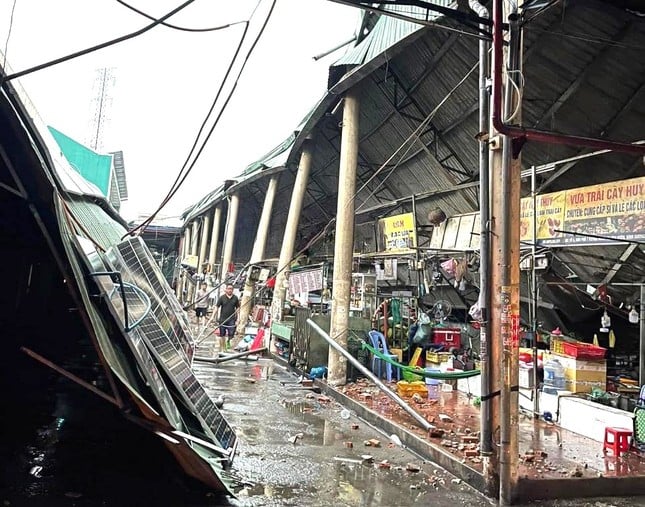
0,0,358,221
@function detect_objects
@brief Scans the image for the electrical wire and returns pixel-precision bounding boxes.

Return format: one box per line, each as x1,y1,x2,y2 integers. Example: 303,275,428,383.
2,0,18,69
115,0,247,32
127,0,276,238
1,0,197,85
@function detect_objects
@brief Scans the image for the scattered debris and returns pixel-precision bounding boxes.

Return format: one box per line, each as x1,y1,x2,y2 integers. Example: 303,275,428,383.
389,434,402,446
344,441,353,448
377,460,391,469
406,463,421,473
429,428,445,438
451,478,462,485
361,455,374,464
351,423,359,430
438,414,453,423
288,433,304,444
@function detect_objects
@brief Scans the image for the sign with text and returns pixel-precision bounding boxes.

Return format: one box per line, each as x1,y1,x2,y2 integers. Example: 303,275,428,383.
377,212,417,253
520,176,645,246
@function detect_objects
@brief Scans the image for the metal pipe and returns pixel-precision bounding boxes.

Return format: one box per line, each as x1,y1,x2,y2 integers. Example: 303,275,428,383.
469,0,492,459
306,318,433,432
531,166,539,417
491,0,645,155
194,347,266,364
638,284,645,386
313,36,357,61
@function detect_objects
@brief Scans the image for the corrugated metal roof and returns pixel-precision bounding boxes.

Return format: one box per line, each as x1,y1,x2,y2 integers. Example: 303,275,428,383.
66,197,128,250
333,4,431,67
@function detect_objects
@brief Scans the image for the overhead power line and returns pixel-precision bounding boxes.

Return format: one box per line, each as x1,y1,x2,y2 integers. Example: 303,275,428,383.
0,0,197,85
115,0,247,33
126,0,277,238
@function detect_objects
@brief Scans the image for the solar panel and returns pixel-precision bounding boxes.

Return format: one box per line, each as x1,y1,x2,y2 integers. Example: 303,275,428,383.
107,237,237,454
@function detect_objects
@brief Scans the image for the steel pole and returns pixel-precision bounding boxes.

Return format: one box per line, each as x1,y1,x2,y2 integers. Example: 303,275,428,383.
638,284,645,386
328,88,360,387
307,318,433,431
469,2,494,485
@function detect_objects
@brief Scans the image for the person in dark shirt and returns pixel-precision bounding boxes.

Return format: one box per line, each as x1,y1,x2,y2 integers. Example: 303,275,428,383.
216,284,240,350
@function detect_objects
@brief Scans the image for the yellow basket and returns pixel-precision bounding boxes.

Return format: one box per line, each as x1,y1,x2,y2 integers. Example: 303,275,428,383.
396,380,428,397
426,351,451,363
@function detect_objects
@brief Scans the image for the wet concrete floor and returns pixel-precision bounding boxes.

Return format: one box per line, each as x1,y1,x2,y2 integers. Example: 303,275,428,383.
194,356,494,506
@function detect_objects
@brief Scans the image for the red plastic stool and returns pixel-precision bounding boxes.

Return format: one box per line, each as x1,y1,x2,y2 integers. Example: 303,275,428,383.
603,427,633,456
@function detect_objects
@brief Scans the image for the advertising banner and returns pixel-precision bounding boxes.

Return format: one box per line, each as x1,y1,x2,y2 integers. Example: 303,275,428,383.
520,176,645,246
377,212,417,253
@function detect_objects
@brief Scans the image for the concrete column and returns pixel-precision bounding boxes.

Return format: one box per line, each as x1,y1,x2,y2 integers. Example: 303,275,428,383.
197,213,211,274
176,228,190,298
328,89,360,387
190,221,199,257
220,193,240,284
490,4,521,503
208,206,222,276
237,175,280,334
270,138,314,323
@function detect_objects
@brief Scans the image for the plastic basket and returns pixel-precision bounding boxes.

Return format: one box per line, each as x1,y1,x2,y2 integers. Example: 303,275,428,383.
396,380,428,397
561,342,606,360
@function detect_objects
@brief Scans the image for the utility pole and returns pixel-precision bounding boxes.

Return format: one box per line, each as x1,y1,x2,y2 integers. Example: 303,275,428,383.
490,1,522,504
87,67,115,152
328,89,360,387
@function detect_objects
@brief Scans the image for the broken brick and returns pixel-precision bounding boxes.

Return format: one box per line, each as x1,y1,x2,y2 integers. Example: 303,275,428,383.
344,442,353,448
351,423,359,430
429,428,445,438
406,463,421,473
464,449,479,458
368,439,381,448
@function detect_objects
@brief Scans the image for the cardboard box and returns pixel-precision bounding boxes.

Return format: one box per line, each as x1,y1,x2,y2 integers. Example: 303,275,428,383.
544,352,606,393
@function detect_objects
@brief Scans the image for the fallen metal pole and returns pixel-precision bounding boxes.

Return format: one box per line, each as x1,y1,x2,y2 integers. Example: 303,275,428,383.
194,347,266,364
306,318,433,432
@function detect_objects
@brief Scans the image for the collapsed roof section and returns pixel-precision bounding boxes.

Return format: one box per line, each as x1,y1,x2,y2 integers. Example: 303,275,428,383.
0,61,238,493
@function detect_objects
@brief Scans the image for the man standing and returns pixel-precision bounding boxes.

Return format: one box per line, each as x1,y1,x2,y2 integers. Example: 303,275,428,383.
194,282,209,329
216,284,240,351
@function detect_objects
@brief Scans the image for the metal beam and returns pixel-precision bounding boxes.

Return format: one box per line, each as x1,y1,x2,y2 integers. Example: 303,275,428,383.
356,180,480,216
533,21,633,129
537,80,645,192
599,244,638,286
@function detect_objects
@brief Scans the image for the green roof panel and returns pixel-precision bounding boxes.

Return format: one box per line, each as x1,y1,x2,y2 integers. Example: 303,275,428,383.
48,126,113,196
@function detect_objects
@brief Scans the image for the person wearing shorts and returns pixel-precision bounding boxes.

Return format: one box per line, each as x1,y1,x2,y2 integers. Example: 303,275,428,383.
194,283,209,327
216,284,240,350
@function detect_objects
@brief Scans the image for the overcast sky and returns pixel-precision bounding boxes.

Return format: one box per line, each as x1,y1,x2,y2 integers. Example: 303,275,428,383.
0,0,359,222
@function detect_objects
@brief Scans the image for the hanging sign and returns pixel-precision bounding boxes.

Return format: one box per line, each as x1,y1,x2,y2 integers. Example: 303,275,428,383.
377,212,417,253
288,267,323,295
520,176,645,246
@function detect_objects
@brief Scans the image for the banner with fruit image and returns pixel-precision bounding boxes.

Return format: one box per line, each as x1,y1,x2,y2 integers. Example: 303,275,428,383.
520,176,645,246
520,191,566,243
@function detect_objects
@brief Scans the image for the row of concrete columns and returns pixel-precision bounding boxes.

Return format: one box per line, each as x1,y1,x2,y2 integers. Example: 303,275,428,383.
176,89,361,386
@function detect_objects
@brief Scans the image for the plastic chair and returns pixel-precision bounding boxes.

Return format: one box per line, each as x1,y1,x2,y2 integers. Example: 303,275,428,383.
603,427,632,456
367,330,400,382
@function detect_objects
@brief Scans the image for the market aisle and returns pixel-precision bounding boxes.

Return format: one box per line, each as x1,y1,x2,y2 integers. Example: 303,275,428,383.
192,357,493,506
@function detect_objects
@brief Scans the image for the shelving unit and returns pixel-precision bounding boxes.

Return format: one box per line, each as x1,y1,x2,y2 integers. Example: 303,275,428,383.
350,273,377,316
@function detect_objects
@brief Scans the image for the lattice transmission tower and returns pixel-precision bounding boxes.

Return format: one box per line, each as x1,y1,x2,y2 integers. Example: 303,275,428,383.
86,67,116,152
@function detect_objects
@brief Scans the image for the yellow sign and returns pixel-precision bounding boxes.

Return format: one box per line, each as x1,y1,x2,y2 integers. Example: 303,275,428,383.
520,176,645,246
377,212,417,253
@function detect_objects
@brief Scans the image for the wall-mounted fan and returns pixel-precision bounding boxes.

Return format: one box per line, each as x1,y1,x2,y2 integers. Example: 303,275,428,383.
432,300,452,321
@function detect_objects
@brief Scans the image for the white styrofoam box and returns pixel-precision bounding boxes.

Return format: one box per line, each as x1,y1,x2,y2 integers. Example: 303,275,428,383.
559,396,635,442
457,374,481,398
519,366,534,388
